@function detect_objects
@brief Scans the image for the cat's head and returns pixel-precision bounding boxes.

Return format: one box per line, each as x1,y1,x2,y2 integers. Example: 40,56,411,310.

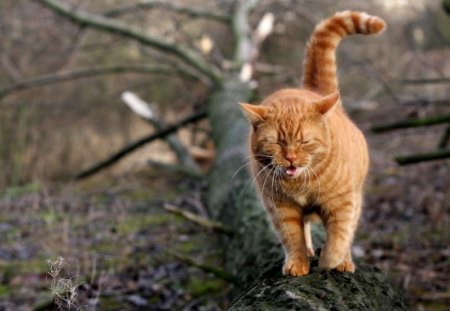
240,90,339,179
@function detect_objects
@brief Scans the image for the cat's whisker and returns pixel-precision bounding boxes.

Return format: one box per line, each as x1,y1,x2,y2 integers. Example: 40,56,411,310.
233,154,274,184
252,154,274,158
250,162,273,191
298,167,309,193
308,165,321,205
231,159,261,182
239,162,270,197
270,167,280,207
261,165,276,194
305,167,312,192
273,167,284,205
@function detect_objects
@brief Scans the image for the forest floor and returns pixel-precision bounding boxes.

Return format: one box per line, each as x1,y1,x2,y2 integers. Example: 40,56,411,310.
0,101,449,311
0,172,229,311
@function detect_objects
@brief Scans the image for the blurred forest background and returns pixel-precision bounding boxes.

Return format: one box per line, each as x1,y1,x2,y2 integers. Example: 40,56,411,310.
0,0,449,310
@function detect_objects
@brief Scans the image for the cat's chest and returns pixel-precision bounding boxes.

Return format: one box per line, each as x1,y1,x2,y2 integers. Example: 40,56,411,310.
281,181,318,207
291,193,308,206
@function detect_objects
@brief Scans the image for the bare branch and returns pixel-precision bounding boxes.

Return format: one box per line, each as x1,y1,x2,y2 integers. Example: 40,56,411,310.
36,0,222,85
233,0,260,63
0,64,194,100
239,12,274,82
75,110,207,180
232,0,274,83
396,149,450,165
363,63,402,104
400,78,450,84
1,55,22,82
438,126,450,149
371,114,450,133
104,1,231,23
121,91,201,173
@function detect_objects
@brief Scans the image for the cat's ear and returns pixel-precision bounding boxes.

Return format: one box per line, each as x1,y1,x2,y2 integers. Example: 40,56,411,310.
239,103,269,124
315,92,340,116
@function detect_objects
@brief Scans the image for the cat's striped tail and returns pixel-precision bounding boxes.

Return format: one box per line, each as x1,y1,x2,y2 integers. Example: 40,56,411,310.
302,11,386,96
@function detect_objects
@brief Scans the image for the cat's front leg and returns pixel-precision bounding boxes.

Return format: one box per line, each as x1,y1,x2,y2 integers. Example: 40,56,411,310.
319,195,355,271
267,199,310,276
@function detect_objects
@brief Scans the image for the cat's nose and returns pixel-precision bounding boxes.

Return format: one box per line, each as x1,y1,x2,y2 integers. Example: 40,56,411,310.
285,153,297,163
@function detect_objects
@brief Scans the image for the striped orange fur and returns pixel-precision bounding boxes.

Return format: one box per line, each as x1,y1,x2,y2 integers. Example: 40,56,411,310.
240,11,386,276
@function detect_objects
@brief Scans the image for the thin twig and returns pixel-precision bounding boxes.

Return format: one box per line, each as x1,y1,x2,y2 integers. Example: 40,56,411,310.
0,64,196,100
437,126,450,149
36,0,222,85
166,250,238,283
163,203,232,235
399,99,450,106
419,291,450,301
104,1,231,23
363,63,402,104
400,78,450,84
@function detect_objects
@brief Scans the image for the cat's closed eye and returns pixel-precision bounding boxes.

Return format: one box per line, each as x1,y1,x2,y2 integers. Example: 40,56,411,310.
278,139,287,146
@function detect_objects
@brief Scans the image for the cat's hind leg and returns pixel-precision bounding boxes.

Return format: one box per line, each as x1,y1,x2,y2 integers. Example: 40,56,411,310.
335,191,362,272
304,220,315,257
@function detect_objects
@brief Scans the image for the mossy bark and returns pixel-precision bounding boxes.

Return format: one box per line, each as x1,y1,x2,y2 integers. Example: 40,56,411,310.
229,259,407,310
207,75,409,310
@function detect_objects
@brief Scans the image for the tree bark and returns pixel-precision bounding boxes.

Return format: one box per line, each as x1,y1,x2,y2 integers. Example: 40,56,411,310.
206,76,409,310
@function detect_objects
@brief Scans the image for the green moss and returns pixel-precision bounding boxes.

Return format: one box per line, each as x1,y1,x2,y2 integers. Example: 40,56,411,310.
93,241,118,254
3,227,20,242
1,182,41,199
186,277,226,297
421,302,450,311
0,284,14,297
0,259,49,281
125,190,155,202
99,296,123,310
102,256,121,270
176,240,199,253
117,214,172,235
39,211,61,225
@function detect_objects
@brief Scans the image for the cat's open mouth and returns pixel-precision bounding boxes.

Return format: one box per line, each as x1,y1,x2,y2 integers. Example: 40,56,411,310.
284,166,301,178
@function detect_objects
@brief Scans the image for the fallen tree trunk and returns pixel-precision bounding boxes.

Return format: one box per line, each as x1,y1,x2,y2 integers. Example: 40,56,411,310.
207,76,409,310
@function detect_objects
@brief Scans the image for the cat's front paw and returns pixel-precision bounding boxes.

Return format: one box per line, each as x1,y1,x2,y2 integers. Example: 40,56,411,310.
282,259,309,276
336,260,355,273
319,249,355,272
318,251,341,270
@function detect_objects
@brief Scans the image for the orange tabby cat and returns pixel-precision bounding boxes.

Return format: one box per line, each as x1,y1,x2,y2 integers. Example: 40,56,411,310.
240,11,386,276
